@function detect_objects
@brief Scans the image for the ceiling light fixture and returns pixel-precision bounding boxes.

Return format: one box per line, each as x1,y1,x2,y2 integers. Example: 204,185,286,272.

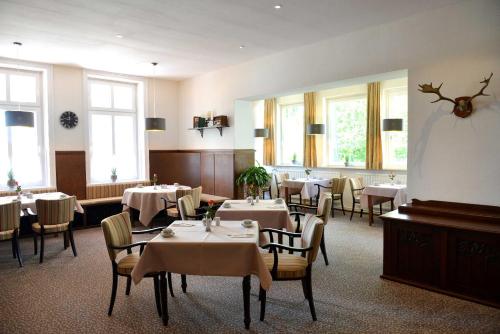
239,45,245,49
145,62,166,131
115,34,123,38
5,42,34,128
274,4,282,9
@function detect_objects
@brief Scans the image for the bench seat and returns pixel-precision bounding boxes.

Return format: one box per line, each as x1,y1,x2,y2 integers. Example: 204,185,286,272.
200,193,230,204
79,196,123,206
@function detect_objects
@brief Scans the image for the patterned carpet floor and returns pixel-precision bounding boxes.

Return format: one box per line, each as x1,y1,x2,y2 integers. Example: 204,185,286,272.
0,213,499,333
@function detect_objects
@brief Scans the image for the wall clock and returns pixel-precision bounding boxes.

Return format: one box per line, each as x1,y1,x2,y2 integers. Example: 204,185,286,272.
60,111,78,129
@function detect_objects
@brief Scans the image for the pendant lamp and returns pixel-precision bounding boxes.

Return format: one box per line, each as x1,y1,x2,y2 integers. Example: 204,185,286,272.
145,62,166,131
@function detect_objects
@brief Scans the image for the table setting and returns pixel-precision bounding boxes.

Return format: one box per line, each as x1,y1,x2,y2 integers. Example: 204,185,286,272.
282,177,331,202
360,183,407,225
0,191,84,214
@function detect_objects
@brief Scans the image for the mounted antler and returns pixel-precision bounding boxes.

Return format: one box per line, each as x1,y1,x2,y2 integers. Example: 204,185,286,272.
467,72,493,103
419,73,494,118
418,83,456,105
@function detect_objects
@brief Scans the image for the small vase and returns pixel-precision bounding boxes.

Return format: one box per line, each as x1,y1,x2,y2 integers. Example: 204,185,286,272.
111,175,117,183
205,218,212,232
7,179,16,189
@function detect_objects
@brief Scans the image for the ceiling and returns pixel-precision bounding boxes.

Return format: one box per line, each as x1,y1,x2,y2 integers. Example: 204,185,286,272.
0,0,461,80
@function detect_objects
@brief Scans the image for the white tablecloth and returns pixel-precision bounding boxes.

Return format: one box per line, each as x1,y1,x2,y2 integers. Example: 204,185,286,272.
0,192,84,214
131,220,272,290
121,185,190,226
281,178,331,200
360,184,407,209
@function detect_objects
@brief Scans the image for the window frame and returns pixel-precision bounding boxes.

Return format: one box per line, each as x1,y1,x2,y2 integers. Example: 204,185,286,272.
276,101,305,167
0,67,47,189
87,77,141,184
323,93,368,168
381,85,408,170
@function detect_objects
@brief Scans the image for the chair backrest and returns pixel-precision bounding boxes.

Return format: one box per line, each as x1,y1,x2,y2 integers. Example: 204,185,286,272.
178,195,196,220
36,196,75,226
331,177,347,195
316,192,332,224
301,214,324,264
0,201,21,232
101,212,133,261
86,181,151,199
175,186,201,209
274,172,289,187
349,177,364,198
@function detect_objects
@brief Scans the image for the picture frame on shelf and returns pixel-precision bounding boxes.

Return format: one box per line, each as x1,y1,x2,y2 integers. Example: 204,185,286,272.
213,115,228,127
193,116,206,128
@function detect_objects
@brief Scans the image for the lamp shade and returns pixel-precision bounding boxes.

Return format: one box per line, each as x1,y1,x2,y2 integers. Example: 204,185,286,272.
254,128,269,138
145,117,166,131
382,118,403,131
5,110,34,127
306,123,325,135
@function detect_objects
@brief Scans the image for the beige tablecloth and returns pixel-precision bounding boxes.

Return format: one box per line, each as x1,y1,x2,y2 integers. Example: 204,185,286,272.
215,200,294,231
0,192,84,214
281,178,331,200
121,185,190,226
131,220,272,290
360,184,407,209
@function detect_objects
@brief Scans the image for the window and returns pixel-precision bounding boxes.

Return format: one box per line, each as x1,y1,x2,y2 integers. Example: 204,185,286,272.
325,95,367,167
277,102,304,165
253,100,265,165
88,78,140,183
0,68,46,188
382,85,408,169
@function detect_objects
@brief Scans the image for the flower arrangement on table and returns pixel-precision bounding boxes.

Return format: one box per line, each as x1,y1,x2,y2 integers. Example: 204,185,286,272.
388,171,396,184
152,173,158,186
205,199,216,219
305,168,312,178
15,182,22,197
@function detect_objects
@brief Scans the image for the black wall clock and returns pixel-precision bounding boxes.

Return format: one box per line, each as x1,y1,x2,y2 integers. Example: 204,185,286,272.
60,111,78,129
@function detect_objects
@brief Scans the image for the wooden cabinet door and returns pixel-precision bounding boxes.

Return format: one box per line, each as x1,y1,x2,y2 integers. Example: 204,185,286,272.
200,153,215,195
214,153,234,198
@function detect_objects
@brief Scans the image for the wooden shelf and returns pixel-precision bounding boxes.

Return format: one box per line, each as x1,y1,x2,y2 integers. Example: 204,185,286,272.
188,126,228,138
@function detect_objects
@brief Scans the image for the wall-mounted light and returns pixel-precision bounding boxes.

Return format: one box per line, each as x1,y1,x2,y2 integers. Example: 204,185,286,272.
145,62,166,131
254,128,269,138
382,118,403,131
306,124,325,135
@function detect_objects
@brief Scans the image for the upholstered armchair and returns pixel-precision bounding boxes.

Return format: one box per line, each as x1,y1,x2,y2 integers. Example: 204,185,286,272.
0,201,23,267
101,212,172,317
162,186,202,219
288,192,332,265
32,197,77,263
314,176,347,217
178,195,205,220
259,215,324,321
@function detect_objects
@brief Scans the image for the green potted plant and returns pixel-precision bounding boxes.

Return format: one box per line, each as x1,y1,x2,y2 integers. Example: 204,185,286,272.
236,165,271,199
291,153,298,165
110,168,117,183
7,169,16,189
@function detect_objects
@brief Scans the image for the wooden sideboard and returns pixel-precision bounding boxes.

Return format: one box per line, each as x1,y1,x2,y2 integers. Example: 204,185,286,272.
380,199,500,308
149,149,254,199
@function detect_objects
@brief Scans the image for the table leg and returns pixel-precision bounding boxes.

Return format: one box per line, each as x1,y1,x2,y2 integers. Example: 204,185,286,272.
242,275,251,329
284,186,289,204
368,195,374,226
181,274,187,293
160,271,169,326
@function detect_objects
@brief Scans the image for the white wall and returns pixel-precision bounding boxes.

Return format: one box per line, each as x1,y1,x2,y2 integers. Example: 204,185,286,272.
177,0,500,205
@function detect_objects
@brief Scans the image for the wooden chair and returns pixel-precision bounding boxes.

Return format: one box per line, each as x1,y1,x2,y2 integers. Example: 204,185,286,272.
163,186,202,219
101,212,170,316
259,215,324,321
314,177,347,217
274,172,302,204
288,193,332,265
261,175,272,199
0,201,23,267
178,195,205,220
349,177,364,221
32,197,78,263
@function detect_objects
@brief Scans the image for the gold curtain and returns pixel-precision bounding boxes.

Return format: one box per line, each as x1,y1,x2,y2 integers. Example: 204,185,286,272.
366,82,383,170
263,98,276,166
304,92,318,168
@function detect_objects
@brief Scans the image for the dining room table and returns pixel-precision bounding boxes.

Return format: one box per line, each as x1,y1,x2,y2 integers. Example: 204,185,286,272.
0,191,84,214
282,177,331,204
360,183,407,225
131,220,271,329
121,184,191,226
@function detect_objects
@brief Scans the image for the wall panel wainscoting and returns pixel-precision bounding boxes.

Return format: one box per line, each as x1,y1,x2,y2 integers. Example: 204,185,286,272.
55,151,87,200
381,199,500,308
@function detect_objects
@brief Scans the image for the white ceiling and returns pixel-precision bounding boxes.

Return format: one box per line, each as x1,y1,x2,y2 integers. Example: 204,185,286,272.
0,0,462,80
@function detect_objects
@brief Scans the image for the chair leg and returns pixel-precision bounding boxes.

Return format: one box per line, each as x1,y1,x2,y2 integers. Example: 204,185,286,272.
108,270,118,316
168,273,175,297
12,237,16,258
39,232,45,264
63,231,68,249
125,277,132,295
379,203,383,215
350,202,355,221
68,226,77,257
341,195,345,215
14,235,23,267
301,278,309,301
259,286,266,321
360,208,363,218
33,234,38,255
331,200,335,218
320,232,329,266
305,268,317,321
154,276,162,317
181,274,187,293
